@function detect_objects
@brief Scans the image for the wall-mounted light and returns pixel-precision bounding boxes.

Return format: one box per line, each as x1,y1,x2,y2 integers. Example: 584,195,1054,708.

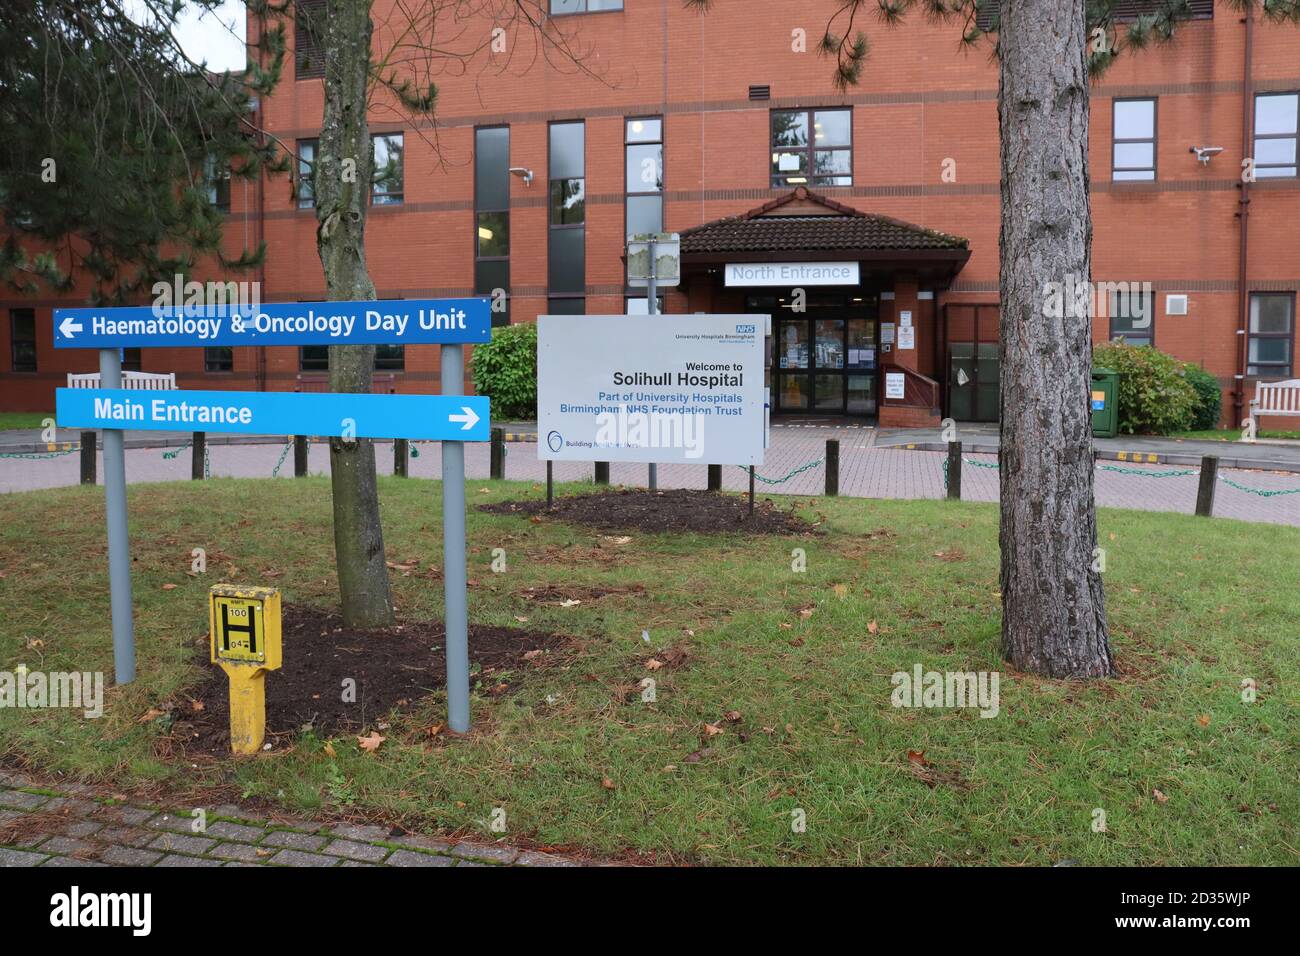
509,167,533,186
1189,146,1223,166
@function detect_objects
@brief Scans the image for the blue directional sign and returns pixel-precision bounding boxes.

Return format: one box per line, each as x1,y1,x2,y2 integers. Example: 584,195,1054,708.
56,388,491,442
53,297,491,349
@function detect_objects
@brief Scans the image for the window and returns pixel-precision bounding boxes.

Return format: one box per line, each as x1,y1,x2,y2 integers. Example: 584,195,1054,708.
1254,93,1298,179
549,122,585,306
295,0,326,79
1108,288,1155,347
10,308,35,372
1112,98,1156,181
475,127,511,326
372,133,404,205
625,117,663,242
547,297,585,315
300,346,404,371
300,346,329,371
204,347,233,372
121,348,142,372
374,345,404,371
297,139,317,209
205,155,231,213
771,109,851,188
550,1,623,13
1248,293,1294,378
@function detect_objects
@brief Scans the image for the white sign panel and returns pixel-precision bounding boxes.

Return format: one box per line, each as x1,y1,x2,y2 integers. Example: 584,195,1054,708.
885,372,906,400
724,262,860,288
538,315,766,466
897,326,915,350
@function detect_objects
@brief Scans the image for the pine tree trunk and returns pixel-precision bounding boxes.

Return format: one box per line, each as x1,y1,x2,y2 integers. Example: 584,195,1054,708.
314,0,394,627
996,0,1112,677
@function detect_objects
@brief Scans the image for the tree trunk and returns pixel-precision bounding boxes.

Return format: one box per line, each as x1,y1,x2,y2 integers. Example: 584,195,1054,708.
996,0,1112,677
315,0,394,627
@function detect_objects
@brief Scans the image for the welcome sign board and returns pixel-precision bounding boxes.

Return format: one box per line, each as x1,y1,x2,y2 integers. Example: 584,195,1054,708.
537,315,766,466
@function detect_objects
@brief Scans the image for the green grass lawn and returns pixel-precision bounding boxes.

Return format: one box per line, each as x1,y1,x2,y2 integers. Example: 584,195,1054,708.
1,477,1295,865
0,412,54,431
1168,427,1300,442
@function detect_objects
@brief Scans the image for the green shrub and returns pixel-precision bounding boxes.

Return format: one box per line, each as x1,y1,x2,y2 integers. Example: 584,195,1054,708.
1092,341,1198,435
470,322,537,420
1181,363,1223,431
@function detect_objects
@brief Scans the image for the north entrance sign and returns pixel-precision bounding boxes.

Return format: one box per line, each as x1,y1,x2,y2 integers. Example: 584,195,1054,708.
53,297,491,348
56,388,490,442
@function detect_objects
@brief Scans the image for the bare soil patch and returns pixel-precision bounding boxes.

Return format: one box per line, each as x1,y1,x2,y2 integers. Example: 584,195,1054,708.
479,488,816,536
172,603,570,755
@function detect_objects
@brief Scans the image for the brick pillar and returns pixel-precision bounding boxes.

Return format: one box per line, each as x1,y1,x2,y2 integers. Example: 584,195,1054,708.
891,274,921,374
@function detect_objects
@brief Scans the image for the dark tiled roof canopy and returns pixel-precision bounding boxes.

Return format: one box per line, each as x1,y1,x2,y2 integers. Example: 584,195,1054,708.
679,188,969,256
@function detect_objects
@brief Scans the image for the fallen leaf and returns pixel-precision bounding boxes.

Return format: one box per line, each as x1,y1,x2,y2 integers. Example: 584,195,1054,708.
558,599,581,608
907,749,929,767
1196,714,1211,728
514,615,530,624
867,620,879,634
1153,788,1169,804
724,710,742,722
704,723,725,737
832,583,849,599
601,777,615,790
522,649,542,661
136,708,165,723
798,605,814,619
427,725,443,737
645,658,663,671
189,700,204,712
357,731,385,753
161,583,177,591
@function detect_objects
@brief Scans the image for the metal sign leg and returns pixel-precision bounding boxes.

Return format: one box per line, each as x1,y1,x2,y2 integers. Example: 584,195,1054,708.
99,348,135,684
441,343,470,733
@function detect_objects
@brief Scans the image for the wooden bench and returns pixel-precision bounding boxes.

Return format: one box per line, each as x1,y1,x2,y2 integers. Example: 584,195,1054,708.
67,371,177,390
1249,379,1300,428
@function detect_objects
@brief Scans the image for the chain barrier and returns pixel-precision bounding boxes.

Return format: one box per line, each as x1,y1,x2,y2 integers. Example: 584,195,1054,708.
0,447,80,460
271,439,293,478
1097,464,1197,478
160,441,192,460
204,444,211,479
1218,475,1300,498
735,458,825,485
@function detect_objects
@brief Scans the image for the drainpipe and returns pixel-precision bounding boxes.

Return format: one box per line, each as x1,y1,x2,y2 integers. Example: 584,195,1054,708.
1233,8,1254,427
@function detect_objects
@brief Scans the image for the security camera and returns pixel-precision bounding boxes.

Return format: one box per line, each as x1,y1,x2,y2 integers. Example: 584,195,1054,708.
508,167,533,186
1189,146,1223,166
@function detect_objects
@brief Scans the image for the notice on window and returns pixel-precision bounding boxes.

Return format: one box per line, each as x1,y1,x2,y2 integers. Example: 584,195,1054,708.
881,323,896,345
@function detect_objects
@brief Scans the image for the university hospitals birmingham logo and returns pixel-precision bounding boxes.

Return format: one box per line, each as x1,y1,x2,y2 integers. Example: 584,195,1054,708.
547,430,563,453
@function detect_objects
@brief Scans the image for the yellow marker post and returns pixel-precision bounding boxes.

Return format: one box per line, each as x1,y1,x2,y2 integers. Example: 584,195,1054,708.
209,585,282,755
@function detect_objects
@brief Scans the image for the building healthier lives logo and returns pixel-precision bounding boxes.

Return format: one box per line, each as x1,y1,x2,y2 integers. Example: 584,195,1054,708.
50,887,152,936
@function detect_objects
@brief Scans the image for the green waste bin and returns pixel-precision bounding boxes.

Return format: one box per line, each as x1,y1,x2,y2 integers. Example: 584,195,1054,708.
1090,368,1120,438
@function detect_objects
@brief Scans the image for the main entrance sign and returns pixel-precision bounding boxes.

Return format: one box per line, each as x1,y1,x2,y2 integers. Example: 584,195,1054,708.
53,297,491,348
56,388,490,442
538,315,766,466
724,262,860,287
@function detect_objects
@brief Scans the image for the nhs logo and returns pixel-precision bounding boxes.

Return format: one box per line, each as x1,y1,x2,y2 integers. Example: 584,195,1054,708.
735,324,756,334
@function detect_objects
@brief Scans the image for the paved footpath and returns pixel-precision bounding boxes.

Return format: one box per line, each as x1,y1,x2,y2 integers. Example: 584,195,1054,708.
0,775,580,868
4,426,1299,527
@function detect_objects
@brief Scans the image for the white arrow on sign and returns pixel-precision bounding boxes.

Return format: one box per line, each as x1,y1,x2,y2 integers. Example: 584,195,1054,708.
59,316,83,339
449,406,479,431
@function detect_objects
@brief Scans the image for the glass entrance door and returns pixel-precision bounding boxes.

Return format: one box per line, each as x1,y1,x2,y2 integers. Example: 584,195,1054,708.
775,315,877,416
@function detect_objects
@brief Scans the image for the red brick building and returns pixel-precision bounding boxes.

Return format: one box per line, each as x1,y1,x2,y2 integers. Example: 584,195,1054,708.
2,1,1298,429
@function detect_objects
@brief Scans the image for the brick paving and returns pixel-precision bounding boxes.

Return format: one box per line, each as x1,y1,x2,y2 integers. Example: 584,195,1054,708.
3,428,1298,527
0,774,580,868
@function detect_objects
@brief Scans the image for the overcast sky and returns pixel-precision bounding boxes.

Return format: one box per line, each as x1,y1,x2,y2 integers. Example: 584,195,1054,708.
128,0,248,72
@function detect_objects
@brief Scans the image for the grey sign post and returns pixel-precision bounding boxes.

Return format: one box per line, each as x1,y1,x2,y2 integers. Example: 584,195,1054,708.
99,348,136,684
441,342,471,733
627,233,680,492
